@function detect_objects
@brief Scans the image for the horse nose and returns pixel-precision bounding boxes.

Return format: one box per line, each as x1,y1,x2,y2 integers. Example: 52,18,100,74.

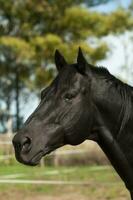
12,135,32,154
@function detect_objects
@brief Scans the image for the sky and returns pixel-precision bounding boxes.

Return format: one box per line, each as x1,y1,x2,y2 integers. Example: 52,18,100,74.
97,32,133,83
93,0,133,85
22,0,133,120
92,0,131,12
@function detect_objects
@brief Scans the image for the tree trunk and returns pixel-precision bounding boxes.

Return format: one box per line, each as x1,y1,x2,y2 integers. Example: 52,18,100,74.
15,68,20,131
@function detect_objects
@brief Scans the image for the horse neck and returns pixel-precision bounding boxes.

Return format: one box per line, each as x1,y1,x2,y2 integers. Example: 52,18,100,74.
94,101,133,194
97,125,133,196
94,78,133,169
92,71,133,138
92,77,121,137
91,74,133,194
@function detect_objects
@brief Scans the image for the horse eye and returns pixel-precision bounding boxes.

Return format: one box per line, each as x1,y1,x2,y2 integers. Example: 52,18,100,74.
64,94,73,102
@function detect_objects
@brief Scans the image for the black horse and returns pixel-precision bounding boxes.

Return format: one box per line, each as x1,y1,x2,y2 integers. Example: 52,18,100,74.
13,48,133,199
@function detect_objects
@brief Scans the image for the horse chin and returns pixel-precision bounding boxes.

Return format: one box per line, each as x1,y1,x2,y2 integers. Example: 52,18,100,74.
29,151,44,166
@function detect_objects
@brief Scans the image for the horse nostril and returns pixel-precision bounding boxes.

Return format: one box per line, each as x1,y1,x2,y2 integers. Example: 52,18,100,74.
12,135,32,154
21,137,32,153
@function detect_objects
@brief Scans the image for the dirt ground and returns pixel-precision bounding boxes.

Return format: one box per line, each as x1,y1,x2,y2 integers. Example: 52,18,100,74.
0,190,130,200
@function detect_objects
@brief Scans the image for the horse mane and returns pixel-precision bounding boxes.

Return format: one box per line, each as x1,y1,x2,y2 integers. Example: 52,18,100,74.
95,66,133,138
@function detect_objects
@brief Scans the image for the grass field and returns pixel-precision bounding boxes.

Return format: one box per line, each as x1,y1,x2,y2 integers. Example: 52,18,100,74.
0,164,130,200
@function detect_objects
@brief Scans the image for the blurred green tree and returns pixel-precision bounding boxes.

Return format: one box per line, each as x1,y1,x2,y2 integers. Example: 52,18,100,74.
0,0,133,131
0,38,35,130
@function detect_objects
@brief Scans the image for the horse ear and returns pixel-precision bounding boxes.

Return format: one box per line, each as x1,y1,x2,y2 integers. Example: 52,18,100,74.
55,49,67,71
77,47,87,74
